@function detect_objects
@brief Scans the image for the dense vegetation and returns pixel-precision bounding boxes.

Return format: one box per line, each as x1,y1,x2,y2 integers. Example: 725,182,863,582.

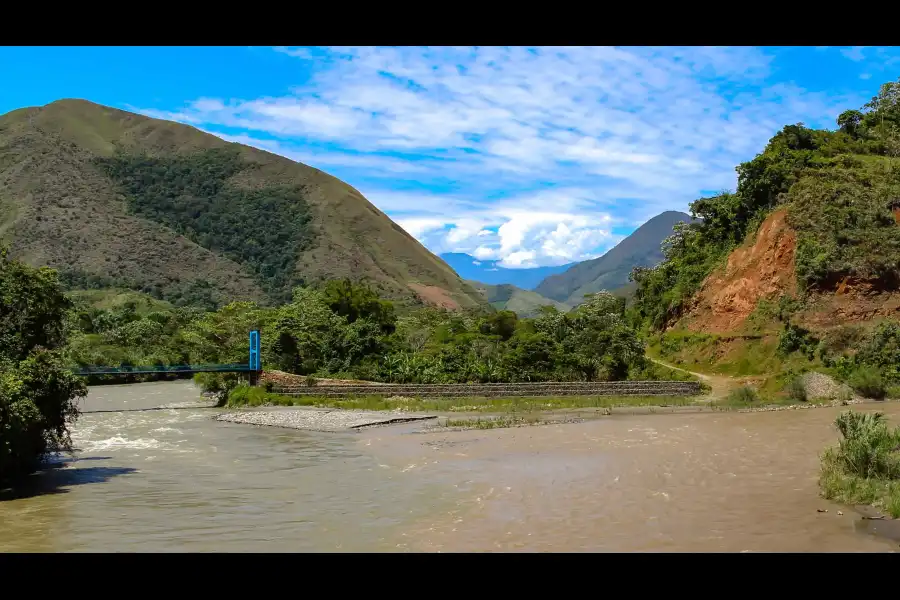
629,79,900,398
469,282,568,318
0,246,86,485
95,147,315,303
630,79,900,331
65,279,691,392
820,410,900,517
1,99,483,314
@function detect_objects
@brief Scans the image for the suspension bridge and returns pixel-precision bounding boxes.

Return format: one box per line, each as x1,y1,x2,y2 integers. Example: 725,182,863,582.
71,330,262,384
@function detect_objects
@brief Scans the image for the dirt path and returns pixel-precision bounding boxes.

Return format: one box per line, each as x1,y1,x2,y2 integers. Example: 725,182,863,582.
649,357,739,401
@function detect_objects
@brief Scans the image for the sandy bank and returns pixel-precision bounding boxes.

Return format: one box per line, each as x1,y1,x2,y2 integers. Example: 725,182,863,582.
215,408,437,432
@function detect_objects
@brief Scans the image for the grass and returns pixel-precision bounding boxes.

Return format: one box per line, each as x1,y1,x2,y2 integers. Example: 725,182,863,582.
849,366,888,400
820,410,900,518
709,384,835,410
439,415,549,430
224,384,704,412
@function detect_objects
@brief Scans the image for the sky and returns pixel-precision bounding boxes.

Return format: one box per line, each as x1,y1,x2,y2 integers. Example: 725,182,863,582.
2,46,899,269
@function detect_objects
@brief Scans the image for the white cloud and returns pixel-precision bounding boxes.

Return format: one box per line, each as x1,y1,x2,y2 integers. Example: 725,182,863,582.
840,46,867,62
135,46,873,267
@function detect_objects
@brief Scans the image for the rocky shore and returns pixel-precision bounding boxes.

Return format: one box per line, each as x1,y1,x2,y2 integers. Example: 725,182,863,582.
215,408,437,432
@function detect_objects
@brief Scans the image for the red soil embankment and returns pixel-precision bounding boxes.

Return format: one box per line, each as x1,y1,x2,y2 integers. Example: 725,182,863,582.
683,209,797,334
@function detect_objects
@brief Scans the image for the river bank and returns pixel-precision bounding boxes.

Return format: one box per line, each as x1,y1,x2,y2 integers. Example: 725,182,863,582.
4,380,898,552
214,393,888,434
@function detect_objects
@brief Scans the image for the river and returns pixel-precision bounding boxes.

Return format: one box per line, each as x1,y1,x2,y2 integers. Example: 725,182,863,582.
1,381,898,552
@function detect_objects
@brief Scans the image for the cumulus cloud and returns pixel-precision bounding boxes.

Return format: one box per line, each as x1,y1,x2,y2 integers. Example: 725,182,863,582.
134,46,877,267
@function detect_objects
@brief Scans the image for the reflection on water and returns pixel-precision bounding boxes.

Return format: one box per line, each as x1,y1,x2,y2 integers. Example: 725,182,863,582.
1,380,897,552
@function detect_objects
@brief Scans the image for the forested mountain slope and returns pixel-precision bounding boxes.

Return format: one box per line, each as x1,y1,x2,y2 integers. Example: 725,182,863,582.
535,211,694,305
0,99,483,310
629,79,900,389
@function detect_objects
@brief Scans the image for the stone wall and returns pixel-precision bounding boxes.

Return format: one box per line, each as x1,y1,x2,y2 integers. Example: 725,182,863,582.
273,381,702,397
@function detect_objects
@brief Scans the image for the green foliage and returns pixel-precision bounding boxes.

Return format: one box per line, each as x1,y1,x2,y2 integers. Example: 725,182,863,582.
728,385,759,404
829,411,900,479
1,247,86,484
777,323,819,359
820,410,900,517
320,279,396,333
0,246,73,364
848,366,887,400
854,321,900,382
787,376,808,402
95,147,315,303
817,321,900,389
631,78,900,332
69,287,669,386
788,155,900,290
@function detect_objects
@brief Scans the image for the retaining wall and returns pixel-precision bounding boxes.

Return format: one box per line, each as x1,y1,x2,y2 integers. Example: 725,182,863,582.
272,380,702,398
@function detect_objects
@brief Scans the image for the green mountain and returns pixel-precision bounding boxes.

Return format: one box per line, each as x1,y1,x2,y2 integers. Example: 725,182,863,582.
535,211,695,304
0,99,483,310
469,281,568,317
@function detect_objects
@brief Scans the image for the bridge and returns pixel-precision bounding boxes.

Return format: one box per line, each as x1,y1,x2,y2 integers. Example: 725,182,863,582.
71,330,262,384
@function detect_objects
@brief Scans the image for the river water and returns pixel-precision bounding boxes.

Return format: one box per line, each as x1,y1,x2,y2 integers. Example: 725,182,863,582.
1,381,898,552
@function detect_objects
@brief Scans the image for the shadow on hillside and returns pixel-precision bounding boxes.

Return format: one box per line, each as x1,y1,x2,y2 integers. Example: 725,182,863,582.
0,457,136,501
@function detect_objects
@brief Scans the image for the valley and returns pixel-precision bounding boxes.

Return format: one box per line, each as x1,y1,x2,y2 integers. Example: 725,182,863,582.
2,70,900,553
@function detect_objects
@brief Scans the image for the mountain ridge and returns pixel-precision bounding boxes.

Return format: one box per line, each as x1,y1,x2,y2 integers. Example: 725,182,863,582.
439,252,574,290
535,211,696,304
0,99,484,310
467,280,568,317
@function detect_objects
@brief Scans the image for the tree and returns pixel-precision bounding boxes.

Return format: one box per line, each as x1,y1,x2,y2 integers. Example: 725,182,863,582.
837,109,863,138
320,279,396,333
1,246,87,484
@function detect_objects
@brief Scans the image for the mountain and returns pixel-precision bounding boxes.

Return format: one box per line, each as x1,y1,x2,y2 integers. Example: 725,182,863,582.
468,281,568,318
535,211,695,305
0,99,483,310
439,252,574,290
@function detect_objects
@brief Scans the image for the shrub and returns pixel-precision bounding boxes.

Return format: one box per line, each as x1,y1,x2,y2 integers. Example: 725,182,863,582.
1,247,87,484
226,384,267,406
828,411,900,479
836,387,854,404
849,366,887,400
787,377,808,402
728,385,759,404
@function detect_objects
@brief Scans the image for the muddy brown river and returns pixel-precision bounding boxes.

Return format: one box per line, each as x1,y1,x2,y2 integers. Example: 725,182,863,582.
1,381,898,552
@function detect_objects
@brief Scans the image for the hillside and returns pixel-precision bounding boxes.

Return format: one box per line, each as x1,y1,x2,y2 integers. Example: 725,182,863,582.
631,78,900,392
468,281,568,317
440,253,574,290
0,99,483,310
535,211,695,304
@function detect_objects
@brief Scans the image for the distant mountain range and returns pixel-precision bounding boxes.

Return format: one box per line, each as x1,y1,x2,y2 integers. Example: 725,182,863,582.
438,253,574,290
535,211,696,305
467,281,568,318
442,211,695,311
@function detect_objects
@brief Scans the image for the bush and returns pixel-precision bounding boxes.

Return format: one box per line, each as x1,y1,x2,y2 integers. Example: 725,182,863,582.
829,411,900,479
787,376,808,402
728,385,759,404
1,247,87,484
849,366,887,400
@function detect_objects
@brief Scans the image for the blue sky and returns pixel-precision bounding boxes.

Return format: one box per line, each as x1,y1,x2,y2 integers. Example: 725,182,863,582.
3,46,899,268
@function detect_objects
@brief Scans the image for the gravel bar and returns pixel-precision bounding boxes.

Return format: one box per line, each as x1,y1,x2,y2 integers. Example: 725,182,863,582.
216,408,437,432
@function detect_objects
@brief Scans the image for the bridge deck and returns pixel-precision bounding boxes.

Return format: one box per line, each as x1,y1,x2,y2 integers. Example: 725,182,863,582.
72,364,255,376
